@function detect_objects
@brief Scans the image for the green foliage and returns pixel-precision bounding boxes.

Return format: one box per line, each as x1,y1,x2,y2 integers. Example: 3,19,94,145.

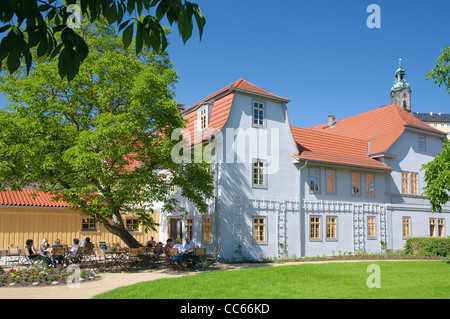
421,139,450,213
404,237,450,257
426,45,450,95
422,46,450,213
0,0,206,81
0,19,213,247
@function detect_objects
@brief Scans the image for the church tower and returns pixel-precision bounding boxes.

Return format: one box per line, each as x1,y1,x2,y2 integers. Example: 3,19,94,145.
390,59,411,112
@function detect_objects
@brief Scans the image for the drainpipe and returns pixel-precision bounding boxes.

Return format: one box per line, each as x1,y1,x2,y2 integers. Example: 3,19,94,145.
298,160,308,257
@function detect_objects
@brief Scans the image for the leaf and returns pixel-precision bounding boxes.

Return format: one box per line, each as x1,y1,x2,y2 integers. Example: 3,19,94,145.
6,33,21,74
135,21,143,55
0,25,11,34
36,31,48,58
122,22,134,50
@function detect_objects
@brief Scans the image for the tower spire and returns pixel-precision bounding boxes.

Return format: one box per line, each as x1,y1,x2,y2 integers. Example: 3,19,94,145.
390,59,411,112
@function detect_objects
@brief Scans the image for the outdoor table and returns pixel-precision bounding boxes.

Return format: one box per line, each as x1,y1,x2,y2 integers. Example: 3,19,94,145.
104,250,128,271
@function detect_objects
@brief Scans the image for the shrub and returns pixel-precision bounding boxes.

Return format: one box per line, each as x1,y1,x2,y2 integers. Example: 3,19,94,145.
404,237,450,257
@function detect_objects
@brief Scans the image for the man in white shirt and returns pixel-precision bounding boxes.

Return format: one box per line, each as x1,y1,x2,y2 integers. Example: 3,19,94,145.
184,237,195,252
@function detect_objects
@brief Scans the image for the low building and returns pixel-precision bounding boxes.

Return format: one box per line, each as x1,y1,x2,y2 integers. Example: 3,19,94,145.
0,189,159,249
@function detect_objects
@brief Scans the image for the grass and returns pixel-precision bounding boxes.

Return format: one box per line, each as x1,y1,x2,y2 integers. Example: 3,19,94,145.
93,261,450,299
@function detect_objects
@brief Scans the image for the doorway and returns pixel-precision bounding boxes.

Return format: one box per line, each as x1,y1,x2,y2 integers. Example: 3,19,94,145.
168,216,183,241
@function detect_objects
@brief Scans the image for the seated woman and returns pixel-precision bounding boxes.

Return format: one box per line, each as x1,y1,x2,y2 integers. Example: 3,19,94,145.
51,238,64,267
172,238,188,266
25,239,42,263
38,238,52,266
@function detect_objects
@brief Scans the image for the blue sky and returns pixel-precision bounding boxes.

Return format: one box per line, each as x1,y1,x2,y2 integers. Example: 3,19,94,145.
163,0,450,128
1,0,449,129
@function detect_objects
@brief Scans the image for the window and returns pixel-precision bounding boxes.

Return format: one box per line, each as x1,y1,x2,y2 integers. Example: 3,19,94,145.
402,217,411,238
410,173,418,195
351,172,361,196
367,216,376,239
252,160,266,187
200,107,207,130
310,216,321,240
253,101,264,126
366,173,374,197
326,216,337,240
253,217,266,243
401,172,410,194
82,218,96,231
126,218,139,231
326,170,336,194
203,216,211,243
186,217,193,240
418,134,426,151
438,219,445,237
309,168,320,192
429,218,436,237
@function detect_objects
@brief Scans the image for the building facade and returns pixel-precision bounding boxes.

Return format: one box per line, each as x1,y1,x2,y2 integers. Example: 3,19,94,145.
159,76,449,261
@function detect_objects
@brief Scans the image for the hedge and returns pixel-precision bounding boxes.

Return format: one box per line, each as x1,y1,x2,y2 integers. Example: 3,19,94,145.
404,237,450,257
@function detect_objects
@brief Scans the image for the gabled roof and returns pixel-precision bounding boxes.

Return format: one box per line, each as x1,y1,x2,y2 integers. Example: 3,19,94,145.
291,127,391,171
308,104,446,155
0,189,69,208
181,79,288,144
182,79,289,114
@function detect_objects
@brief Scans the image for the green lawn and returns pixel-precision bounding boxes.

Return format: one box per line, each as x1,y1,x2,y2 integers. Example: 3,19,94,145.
93,261,450,299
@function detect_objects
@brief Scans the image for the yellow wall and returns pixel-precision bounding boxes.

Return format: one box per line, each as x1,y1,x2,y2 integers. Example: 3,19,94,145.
0,207,160,249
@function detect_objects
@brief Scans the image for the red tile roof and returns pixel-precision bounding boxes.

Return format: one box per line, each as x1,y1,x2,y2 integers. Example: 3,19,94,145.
308,104,446,155
0,189,69,208
182,79,288,144
182,79,288,114
291,126,391,171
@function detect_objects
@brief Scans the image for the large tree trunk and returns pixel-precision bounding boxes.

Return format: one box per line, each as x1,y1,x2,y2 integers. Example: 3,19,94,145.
99,210,142,248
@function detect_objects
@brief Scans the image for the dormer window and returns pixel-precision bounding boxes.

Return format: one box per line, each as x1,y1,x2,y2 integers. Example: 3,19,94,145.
199,107,207,131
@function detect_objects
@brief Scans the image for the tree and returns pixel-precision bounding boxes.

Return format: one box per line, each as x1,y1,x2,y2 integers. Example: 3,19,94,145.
0,19,213,248
0,0,206,81
421,46,450,213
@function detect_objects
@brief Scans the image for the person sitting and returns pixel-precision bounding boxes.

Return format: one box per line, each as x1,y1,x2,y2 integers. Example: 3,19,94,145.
164,238,173,259
66,238,80,261
51,238,64,267
25,239,42,263
38,238,52,266
172,238,188,267
184,237,196,252
82,237,94,252
146,236,156,248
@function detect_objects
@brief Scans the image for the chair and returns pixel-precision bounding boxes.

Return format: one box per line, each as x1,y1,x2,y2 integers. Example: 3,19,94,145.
80,244,95,269
50,247,67,267
205,246,221,270
126,248,142,271
94,248,112,272
67,246,83,264
151,243,164,265
23,248,41,268
7,247,25,268
167,247,183,270
193,248,206,270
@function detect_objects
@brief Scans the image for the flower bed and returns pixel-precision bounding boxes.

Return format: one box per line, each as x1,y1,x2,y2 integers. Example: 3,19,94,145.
0,266,99,287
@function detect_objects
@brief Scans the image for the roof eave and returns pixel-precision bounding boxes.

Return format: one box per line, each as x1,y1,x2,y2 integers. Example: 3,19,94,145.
231,87,290,103
293,154,392,172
